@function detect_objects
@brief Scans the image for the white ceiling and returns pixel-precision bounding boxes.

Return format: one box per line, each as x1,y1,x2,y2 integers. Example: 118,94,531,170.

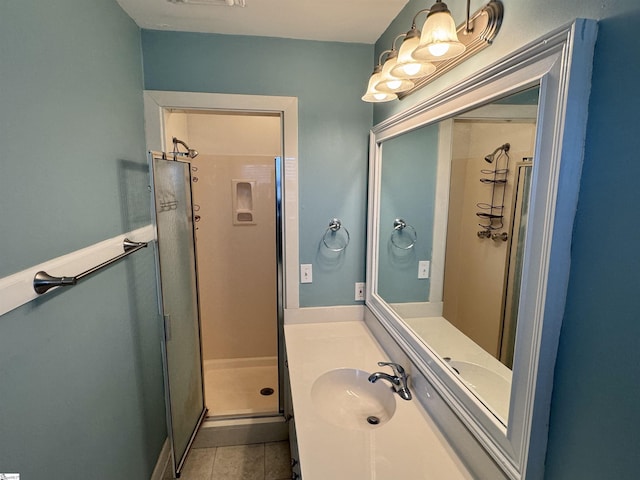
116,0,409,44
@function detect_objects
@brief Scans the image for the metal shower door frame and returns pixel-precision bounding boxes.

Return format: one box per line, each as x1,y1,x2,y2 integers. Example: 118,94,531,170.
149,153,207,478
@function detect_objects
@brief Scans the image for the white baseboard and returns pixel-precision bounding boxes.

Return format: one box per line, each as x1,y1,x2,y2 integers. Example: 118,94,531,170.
284,305,364,324
203,356,277,370
150,438,170,480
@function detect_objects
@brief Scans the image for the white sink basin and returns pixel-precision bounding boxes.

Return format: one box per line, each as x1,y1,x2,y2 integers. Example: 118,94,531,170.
449,360,511,422
311,368,396,430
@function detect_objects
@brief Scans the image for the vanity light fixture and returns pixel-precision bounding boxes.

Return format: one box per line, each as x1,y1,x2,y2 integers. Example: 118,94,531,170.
374,36,416,94
362,0,503,102
390,15,437,80
362,51,400,103
412,0,466,62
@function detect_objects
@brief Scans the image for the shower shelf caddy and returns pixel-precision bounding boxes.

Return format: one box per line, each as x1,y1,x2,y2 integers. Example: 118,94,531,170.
477,143,510,238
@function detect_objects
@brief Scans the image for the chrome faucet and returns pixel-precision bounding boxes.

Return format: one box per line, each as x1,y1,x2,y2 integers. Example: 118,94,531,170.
368,361,412,401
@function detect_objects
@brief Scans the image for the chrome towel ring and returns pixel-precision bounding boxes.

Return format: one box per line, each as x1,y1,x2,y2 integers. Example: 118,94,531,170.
391,218,417,250
322,218,350,252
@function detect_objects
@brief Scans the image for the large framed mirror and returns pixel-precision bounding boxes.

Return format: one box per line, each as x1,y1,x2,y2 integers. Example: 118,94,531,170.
366,20,597,479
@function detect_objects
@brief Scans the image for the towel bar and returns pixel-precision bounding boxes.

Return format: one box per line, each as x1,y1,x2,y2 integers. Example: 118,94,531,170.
33,238,147,295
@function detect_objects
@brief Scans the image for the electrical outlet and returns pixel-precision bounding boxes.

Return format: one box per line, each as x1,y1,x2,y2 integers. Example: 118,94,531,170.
355,282,365,301
300,264,313,283
418,260,430,279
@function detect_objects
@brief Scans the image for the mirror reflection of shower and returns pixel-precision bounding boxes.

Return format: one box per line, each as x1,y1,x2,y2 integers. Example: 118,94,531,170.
444,121,535,372
172,136,199,159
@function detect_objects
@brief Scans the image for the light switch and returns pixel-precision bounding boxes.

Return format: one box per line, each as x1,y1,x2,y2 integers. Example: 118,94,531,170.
418,260,430,279
300,264,313,283
355,282,365,301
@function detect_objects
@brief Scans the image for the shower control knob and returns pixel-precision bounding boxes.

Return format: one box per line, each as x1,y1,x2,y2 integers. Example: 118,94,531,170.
492,232,508,242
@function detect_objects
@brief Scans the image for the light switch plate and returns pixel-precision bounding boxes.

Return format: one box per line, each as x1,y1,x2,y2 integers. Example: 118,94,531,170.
418,260,430,279
300,264,313,283
355,282,365,301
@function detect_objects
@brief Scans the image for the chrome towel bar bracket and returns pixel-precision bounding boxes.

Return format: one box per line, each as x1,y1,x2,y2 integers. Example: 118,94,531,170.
33,238,148,295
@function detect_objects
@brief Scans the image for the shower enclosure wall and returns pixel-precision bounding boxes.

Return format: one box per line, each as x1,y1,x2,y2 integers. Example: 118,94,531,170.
164,110,283,419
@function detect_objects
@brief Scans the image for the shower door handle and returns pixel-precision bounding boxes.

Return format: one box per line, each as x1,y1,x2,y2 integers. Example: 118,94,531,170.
164,314,172,342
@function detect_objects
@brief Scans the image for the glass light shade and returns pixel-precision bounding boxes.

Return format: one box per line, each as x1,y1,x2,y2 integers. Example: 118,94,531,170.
362,69,397,103
412,10,465,62
374,55,415,94
390,35,436,79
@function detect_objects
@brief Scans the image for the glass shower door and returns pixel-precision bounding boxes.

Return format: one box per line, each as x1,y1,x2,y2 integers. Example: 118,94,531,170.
151,156,206,477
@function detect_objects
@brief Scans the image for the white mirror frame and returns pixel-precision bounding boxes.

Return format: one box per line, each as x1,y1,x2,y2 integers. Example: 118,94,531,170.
366,20,597,479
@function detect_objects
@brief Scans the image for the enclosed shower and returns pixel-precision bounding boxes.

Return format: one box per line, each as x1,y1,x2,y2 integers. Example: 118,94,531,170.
164,110,284,418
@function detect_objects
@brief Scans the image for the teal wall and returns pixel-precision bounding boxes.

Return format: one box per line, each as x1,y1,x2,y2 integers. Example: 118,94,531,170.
0,1,166,478
377,124,439,303
376,1,640,478
2,1,639,478
141,31,373,307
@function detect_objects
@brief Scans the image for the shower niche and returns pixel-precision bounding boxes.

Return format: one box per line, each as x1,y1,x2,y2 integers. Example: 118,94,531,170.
232,179,256,224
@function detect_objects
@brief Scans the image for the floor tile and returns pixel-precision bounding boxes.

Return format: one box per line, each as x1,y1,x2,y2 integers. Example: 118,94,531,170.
265,441,292,480
177,447,216,480
211,444,265,480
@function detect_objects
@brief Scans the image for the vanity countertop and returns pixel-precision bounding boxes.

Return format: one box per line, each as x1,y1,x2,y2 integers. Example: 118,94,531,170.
284,320,473,480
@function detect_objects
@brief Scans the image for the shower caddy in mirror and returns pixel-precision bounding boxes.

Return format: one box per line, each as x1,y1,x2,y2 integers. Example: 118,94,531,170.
477,143,510,240
365,20,597,479
321,218,350,252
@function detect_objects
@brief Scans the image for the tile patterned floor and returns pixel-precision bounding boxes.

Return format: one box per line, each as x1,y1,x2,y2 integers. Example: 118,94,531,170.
165,441,292,480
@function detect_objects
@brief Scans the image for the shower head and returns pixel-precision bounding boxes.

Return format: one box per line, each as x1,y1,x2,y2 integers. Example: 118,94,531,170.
484,143,510,163
172,137,199,159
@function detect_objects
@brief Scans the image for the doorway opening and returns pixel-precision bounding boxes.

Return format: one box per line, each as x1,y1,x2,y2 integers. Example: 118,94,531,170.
146,91,298,476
